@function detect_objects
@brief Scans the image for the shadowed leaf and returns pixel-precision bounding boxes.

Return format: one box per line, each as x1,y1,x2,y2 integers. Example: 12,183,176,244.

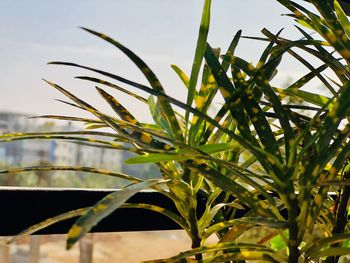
66,179,166,249
7,208,89,244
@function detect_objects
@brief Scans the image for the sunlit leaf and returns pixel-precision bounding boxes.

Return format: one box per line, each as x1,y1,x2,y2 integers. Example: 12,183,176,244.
125,142,239,164
185,0,211,125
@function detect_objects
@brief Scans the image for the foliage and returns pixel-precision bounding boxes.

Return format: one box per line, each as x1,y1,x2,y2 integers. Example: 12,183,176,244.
2,0,350,262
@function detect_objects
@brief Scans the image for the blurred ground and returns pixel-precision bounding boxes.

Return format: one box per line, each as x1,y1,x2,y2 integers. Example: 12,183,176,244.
3,231,350,263
1,231,195,263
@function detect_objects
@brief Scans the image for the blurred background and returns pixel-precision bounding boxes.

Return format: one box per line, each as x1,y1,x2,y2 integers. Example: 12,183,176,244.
0,1,324,262
0,0,310,188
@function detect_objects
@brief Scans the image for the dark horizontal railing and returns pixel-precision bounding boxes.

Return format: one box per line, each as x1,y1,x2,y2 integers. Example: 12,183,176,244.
0,187,338,237
0,187,192,236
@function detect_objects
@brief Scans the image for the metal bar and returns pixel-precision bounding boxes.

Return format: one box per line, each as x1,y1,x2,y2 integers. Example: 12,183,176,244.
0,187,199,236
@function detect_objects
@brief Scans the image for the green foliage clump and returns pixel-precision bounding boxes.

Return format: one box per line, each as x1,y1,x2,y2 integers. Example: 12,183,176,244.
2,0,350,262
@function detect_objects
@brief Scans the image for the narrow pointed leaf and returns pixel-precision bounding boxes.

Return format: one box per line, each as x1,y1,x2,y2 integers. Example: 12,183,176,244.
186,161,274,217
0,166,142,182
7,208,88,244
125,142,239,164
46,64,261,158
170,64,190,89
148,96,173,135
31,115,103,125
205,44,258,144
305,233,350,258
334,0,350,37
185,0,211,125
120,203,188,232
96,87,173,150
66,179,165,249
79,27,184,141
76,76,148,103
309,247,350,260
276,87,332,108
144,242,274,263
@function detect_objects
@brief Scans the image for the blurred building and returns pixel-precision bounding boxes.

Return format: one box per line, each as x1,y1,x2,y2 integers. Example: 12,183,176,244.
0,111,121,170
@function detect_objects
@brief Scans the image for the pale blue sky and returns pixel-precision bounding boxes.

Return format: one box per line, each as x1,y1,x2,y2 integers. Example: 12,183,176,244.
0,0,312,122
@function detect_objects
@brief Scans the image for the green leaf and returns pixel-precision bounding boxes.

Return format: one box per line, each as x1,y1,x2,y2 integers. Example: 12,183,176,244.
0,134,135,151
66,179,165,249
262,27,338,96
96,87,172,150
200,251,276,262
186,161,275,217
222,30,242,71
311,0,349,49
223,52,295,164
80,27,165,94
120,203,189,232
310,247,350,260
305,233,350,259
125,152,187,164
198,203,228,234
295,18,315,30
189,31,241,144
185,0,212,125
270,232,288,251
284,63,329,91
31,115,103,125
148,96,173,136
7,208,88,244
275,0,313,27
170,64,190,89
204,219,253,241
199,102,231,145
334,0,350,37
235,217,287,229
76,76,148,103
0,130,118,139
204,44,256,144
43,80,172,151
52,27,184,141
276,87,332,108
308,12,350,62
125,142,239,164
49,64,260,158
0,166,141,182
56,99,84,110
144,242,274,263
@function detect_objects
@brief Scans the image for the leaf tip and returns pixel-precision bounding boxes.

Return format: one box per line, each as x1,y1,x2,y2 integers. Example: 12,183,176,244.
66,240,74,250
42,79,55,87
79,26,89,32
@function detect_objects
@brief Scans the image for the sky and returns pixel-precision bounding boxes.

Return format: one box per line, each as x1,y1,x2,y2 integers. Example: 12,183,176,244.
0,0,313,123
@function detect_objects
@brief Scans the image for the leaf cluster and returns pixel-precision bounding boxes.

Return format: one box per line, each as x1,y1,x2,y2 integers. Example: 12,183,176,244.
2,0,350,262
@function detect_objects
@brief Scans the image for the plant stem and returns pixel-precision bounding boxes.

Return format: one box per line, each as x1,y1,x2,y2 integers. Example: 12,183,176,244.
188,204,202,260
287,193,300,263
192,236,202,260
326,170,350,263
